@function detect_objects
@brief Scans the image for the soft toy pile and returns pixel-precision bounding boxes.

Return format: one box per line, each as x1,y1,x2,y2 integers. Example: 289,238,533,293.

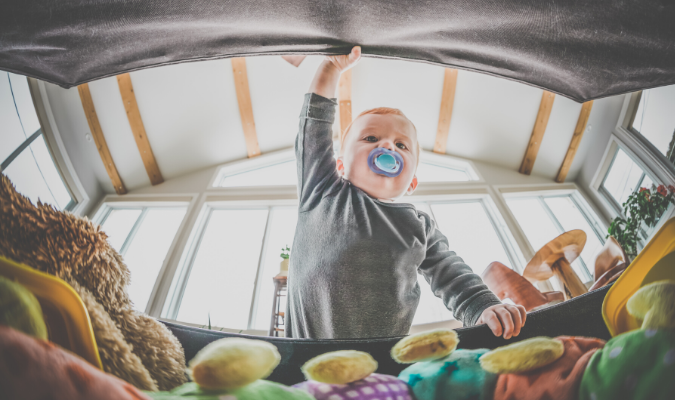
0,173,186,391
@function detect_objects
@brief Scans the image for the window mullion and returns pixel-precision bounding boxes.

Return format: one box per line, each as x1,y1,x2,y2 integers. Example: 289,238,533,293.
480,199,521,273
247,207,274,331
0,128,42,172
539,196,592,281
119,208,148,257
168,207,214,320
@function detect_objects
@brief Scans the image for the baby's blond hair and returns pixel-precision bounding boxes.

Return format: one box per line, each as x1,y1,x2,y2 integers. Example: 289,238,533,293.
340,107,420,166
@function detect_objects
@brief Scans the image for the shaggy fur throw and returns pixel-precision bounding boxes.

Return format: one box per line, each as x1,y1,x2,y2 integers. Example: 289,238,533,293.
0,174,187,391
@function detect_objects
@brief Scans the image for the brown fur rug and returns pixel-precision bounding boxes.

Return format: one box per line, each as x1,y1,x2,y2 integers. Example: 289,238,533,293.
0,174,186,391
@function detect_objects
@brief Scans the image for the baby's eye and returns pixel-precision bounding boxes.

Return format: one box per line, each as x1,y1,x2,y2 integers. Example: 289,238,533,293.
364,136,378,142
396,143,408,150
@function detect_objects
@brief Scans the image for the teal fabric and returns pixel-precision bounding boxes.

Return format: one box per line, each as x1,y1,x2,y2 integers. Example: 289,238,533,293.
579,329,675,400
145,381,315,400
398,349,497,400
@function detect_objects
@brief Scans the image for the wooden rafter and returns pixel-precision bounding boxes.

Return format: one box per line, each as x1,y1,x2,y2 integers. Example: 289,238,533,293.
77,84,127,195
231,58,261,158
433,68,459,154
338,69,353,137
556,101,594,183
519,91,556,175
116,73,164,185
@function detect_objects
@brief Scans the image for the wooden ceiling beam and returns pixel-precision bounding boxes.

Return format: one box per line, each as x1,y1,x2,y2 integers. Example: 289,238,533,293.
117,73,164,186
338,69,353,137
519,91,556,175
433,68,459,154
77,84,127,195
556,101,594,183
231,58,262,158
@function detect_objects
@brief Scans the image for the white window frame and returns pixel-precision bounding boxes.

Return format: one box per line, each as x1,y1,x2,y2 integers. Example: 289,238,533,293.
501,190,607,283
210,148,483,189
590,92,675,240
26,78,91,214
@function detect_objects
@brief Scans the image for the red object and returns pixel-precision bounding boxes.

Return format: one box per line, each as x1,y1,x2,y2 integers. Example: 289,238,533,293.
668,185,675,193
657,185,668,196
493,336,606,400
0,325,150,400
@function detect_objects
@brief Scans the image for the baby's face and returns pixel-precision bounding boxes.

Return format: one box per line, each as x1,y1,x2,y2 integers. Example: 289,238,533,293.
338,114,418,201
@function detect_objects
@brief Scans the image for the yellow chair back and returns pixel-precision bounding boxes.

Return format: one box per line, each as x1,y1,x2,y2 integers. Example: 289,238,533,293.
0,256,102,369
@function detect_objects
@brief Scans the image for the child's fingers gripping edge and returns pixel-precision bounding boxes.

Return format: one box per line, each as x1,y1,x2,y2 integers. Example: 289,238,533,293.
496,307,515,339
480,309,503,338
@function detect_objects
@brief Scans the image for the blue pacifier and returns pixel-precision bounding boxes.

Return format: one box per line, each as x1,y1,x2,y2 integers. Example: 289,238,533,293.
367,148,404,177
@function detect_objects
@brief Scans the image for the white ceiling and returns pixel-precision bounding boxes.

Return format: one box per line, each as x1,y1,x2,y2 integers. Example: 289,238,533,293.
42,55,623,194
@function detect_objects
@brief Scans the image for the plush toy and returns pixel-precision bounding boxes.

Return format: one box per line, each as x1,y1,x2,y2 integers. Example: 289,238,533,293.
395,280,675,400
0,276,47,340
293,350,415,400
146,337,314,400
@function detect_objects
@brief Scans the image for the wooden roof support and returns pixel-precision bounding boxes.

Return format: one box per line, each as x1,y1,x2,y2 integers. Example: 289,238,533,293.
231,58,261,158
433,68,458,154
556,101,594,183
519,91,556,175
338,69,353,137
117,73,164,185
77,84,127,195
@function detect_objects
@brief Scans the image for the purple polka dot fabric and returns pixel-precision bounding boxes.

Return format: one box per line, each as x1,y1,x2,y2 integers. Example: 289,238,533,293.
292,373,414,400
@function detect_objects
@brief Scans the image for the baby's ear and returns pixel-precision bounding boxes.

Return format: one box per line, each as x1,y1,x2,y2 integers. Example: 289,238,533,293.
336,157,345,176
406,175,418,195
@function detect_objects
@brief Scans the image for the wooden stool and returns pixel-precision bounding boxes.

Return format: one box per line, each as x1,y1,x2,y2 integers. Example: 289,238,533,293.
269,275,287,337
482,262,564,311
524,230,588,300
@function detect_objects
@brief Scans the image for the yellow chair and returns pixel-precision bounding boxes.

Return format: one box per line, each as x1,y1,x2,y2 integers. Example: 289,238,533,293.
0,256,102,369
603,218,675,336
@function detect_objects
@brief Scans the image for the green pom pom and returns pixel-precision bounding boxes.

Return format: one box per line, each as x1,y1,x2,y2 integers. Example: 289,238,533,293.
0,276,47,339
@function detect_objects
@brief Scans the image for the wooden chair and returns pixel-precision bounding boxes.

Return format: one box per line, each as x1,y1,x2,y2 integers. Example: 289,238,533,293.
592,236,628,289
482,262,564,311
523,230,588,300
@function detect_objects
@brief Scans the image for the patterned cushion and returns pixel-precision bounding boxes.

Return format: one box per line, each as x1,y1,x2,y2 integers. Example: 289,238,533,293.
293,373,414,400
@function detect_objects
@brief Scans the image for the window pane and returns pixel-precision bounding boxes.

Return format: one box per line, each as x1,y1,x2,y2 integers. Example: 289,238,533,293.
101,209,143,252
412,201,512,326
602,149,645,206
7,73,41,136
544,197,601,281
416,162,471,182
0,72,28,161
123,208,186,311
252,207,299,330
4,135,73,210
631,85,675,157
177,209,268,329
507,197,589,283
217,160,298,187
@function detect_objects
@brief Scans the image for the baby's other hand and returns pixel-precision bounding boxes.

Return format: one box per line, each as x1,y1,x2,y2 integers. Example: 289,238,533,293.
325,46,361,73
477,304,526,340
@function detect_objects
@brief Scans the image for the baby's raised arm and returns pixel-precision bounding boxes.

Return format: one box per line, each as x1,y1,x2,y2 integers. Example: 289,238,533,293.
308,46,361,98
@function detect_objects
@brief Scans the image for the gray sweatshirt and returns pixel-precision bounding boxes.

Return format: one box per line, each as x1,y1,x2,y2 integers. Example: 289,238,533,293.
285,93,501,339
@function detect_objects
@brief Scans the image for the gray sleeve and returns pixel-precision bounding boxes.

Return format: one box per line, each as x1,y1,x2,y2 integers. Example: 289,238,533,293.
295,93,340,211
417,213,502,327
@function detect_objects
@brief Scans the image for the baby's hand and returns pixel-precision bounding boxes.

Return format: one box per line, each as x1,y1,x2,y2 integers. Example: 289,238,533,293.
325,46,362,73
477,304,526,340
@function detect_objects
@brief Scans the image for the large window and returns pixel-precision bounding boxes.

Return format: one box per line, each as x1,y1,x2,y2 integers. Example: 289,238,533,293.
100,206,187,311
506,193,605,284
411,199,520,326
212,149,480,188
628,85,675,163
1,72,74,210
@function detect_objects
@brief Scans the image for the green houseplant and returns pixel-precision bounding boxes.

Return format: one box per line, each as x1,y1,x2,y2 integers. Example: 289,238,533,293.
279,246,291,276
608,184,675,259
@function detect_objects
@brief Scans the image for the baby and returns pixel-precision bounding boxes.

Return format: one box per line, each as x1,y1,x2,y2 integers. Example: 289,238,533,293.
286,46,525,340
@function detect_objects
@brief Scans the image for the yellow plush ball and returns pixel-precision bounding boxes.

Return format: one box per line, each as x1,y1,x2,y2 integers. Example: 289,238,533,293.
626,280,675,331
479,337,564,374
391,329,458,363
301,350,377,384
188,338,281,390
